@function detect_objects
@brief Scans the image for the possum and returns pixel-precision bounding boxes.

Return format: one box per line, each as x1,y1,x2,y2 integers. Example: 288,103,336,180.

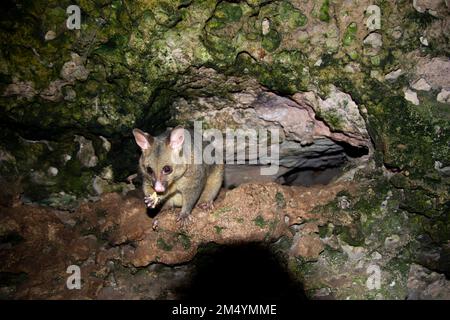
132,126,224,225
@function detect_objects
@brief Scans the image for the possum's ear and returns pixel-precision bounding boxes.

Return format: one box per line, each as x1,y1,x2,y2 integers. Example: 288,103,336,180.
168,127,185,151
132,129,153,150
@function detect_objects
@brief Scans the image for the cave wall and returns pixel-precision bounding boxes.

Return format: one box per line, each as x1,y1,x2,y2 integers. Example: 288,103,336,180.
0,0,449,299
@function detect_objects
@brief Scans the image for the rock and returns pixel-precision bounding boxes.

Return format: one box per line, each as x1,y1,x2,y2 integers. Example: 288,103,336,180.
436,89,450,103
74,135,98,168
90,181,349,267
344,62,361,73
338,196,351,209
173,68,369,187
290,234,324,261
407,264,450,299
419,36,429,46
262,18,270,36
411,78,431,91
40,79,67,102
340,243,366,261
384,234,401,251
100,166,114,181
299,85,369,145
63,87,77,101
415,56,450,90
391,27,403,40
60,53,89,82
47,167,58,177
385,69,404,81
434,161,450,176
413,0,448,17
371,251,382,260
3,81,36,100
44,30,56,41
363,32,382,49
100,136,111,152
404,88,420,105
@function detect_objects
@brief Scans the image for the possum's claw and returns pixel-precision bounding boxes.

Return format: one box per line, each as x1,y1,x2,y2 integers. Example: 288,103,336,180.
144,196,155,208
144,192,160,208
176,211,192,228
152,219,159,231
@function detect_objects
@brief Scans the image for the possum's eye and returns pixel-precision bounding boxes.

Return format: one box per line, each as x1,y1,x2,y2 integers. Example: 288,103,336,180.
162,165,173,174
146,167,153,175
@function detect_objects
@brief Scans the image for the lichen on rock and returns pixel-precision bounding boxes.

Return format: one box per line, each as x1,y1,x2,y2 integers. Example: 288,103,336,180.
0,0,449,300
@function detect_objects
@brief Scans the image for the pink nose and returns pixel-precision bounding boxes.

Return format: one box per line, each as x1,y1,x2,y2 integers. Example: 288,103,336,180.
154,181,165,193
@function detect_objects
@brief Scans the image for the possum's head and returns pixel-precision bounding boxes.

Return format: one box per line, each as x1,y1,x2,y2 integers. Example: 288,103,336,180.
133,127,188,194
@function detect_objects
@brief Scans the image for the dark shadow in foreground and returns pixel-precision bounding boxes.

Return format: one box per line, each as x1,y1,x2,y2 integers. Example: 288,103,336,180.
179,242,308,301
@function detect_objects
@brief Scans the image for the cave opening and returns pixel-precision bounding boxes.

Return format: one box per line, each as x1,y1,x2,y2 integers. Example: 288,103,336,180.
178,242,308,301
276,141,370,187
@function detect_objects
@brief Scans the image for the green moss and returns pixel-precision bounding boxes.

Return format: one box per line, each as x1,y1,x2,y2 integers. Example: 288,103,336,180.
157,238,173,251
275,191,286,208
343,22,357,46
212,206,233,218
317,110,344,131
334,225,365,247
153,2,182,28
177,233,191,250
370,55,381,66
368,95,450,178
262,28,282,52
214,225,224,234
279,2,308,28
254,215,267,228
319,0,331,22
214,2,243,23
318,224,331,238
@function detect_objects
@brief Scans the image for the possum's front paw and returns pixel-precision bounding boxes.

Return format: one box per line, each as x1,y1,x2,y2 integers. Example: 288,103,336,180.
176,211,192,227
144,192,160,208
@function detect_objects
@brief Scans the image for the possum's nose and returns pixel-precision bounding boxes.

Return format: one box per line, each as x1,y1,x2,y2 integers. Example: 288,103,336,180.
154,181,166,193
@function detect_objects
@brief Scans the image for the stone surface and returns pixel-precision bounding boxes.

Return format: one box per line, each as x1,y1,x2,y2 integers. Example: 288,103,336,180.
0,181,352,298
413,0,449,17
407,264,450,299
0,0,449,301
437,89,450,103
404,88,420,105
411,78,432,91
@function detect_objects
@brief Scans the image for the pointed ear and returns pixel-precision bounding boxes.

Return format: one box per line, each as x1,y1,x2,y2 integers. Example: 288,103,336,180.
169,127,185,150
132,128,153,150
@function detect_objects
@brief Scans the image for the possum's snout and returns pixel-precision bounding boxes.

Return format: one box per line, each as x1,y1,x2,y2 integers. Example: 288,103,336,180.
154,180,166,193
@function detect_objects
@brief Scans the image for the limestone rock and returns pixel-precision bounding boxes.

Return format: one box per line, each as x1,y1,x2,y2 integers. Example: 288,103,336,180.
413,0,449,17
437,88,450,103
404,88,420,105
411,78,431,91
74,135,98,168
407,264,450,299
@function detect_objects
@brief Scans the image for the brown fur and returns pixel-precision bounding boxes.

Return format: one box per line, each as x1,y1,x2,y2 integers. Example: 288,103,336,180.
133,127,224,222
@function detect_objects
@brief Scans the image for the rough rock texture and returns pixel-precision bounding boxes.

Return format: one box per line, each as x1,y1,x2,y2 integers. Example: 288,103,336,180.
1,171,447,300
0,181,350,299
407,264,450,299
